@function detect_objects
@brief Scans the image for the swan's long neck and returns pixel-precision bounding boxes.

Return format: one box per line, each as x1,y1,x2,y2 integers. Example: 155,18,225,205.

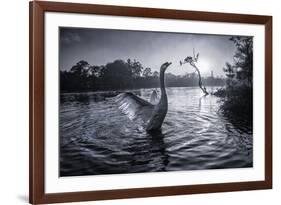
160,69,167,103
146,67,168,131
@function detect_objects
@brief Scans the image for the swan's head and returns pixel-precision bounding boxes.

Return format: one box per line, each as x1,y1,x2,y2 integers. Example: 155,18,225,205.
160,62,172,72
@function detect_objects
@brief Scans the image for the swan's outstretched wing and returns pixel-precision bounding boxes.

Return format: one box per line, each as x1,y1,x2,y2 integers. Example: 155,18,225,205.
150,90,159,104
115,92,154,123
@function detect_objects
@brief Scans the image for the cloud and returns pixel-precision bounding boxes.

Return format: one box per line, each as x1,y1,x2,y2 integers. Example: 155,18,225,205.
61,32,81,44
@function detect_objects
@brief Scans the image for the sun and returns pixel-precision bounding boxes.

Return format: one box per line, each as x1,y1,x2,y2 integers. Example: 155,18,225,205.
196,60,211,75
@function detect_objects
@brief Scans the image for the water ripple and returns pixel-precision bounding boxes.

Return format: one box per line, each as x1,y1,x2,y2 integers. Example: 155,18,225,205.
60,87,253,176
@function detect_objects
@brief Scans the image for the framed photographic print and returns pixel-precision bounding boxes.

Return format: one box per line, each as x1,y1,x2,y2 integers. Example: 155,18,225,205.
29,1,272,204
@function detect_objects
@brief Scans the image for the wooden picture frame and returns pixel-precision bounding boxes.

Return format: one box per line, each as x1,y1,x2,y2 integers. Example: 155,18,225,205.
29,1,272,204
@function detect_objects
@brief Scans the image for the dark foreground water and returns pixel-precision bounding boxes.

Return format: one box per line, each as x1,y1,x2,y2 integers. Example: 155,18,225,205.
60,87,253,177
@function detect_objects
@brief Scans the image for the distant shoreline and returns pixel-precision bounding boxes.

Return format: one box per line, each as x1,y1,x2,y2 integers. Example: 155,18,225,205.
60,85,224,94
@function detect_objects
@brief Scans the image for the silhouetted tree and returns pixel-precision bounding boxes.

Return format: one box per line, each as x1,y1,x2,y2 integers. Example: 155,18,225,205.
127,59,143,78
70,60,89,76
153,71,159,78
143,67,152,77
60,59,225,92
223,62,235,78
214,36,253,126
223,62,235,87
230,36,253,85
103,60,133,89
88,65,103,77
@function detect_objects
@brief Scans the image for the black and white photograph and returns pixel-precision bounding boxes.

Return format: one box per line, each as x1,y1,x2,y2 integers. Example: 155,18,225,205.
59,27,253,177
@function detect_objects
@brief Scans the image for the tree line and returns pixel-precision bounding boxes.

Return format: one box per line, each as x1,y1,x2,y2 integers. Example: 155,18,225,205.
60,59,225,92
214,36,253,127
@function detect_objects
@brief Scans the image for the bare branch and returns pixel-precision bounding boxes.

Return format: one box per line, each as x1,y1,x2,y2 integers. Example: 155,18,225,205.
180,49,209,95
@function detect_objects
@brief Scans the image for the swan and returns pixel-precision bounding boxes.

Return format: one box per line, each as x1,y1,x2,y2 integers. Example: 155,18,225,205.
115,62,172,132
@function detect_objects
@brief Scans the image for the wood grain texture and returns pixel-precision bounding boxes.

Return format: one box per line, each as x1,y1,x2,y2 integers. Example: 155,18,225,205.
29,1,272,204
264,17,273,188
29,1,45,204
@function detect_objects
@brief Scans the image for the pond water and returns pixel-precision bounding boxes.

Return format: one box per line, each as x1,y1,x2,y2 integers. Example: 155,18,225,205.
59,87,253,176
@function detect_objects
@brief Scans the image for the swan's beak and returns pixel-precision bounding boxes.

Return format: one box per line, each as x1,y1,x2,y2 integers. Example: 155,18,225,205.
166,62,172,68
161,62,172,70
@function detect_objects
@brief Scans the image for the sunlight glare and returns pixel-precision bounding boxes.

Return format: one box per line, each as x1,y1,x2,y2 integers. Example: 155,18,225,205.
196,60,211,76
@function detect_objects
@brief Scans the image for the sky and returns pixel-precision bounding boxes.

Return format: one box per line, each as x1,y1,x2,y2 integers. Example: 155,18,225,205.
59,27,243,77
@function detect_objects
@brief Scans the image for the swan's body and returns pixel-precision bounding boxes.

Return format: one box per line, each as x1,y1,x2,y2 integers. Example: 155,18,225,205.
115,62,171,131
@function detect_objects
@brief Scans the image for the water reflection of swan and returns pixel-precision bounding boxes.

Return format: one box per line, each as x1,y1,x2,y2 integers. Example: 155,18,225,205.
115,62,172,132
139,131,169,172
